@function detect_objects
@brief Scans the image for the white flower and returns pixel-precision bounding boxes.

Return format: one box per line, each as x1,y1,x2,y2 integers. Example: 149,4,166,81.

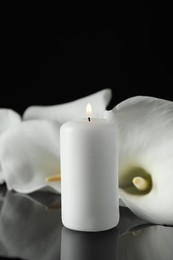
108,96,173,225
0,109,21,184
0,89,111,193
1,91,172,225
23,88,112,123
0,120,61,193
0,109,21,134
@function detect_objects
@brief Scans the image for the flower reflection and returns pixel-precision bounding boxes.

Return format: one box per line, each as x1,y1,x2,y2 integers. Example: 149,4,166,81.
0,191,62,260
119,225,173,260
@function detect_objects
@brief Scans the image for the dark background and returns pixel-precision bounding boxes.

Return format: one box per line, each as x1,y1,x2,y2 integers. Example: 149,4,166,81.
1,3,172,115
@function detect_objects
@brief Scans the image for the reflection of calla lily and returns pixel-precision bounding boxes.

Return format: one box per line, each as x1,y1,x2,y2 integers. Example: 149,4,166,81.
117,207,146,234
119,225,173,260
0,191,62,259
23,88,112,123
0,89,111,193
109,96,173,225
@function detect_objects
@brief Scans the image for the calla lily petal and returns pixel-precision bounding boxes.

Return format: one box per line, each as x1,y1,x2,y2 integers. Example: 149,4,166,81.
0,90,112,194
0,120,61,194
0,109,21,184
109,96,173,225
23,88,112,123
0,109,21,134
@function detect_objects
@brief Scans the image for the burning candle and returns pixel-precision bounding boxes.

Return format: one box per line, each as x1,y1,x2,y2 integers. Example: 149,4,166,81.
60,104,119,232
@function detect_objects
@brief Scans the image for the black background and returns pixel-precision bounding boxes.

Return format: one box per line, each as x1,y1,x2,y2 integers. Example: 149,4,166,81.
1,3,172,115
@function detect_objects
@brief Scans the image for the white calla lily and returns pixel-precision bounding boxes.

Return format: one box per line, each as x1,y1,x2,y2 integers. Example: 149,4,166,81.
0,109,21,184
0,89,111,194
0,109,21,134
1,92,172,225
23,88,112,123
108,96,173,225
0,120,61,194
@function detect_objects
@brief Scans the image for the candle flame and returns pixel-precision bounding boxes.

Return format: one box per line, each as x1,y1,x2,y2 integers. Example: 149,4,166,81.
86,103,92,121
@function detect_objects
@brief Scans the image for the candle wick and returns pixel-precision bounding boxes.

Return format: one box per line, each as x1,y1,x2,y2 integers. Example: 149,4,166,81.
88,117,91,122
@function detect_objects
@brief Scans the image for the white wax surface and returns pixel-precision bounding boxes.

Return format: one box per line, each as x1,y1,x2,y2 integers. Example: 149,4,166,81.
60,118,119,232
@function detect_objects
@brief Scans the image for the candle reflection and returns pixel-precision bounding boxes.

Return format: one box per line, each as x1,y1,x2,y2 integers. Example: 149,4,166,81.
60,226,119,260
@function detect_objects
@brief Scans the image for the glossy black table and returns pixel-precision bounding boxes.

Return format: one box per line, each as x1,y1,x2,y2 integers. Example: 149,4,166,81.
0,184,173,260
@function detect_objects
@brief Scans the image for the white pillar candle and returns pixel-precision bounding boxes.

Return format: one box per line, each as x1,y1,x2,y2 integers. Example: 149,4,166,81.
60,104,119,232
